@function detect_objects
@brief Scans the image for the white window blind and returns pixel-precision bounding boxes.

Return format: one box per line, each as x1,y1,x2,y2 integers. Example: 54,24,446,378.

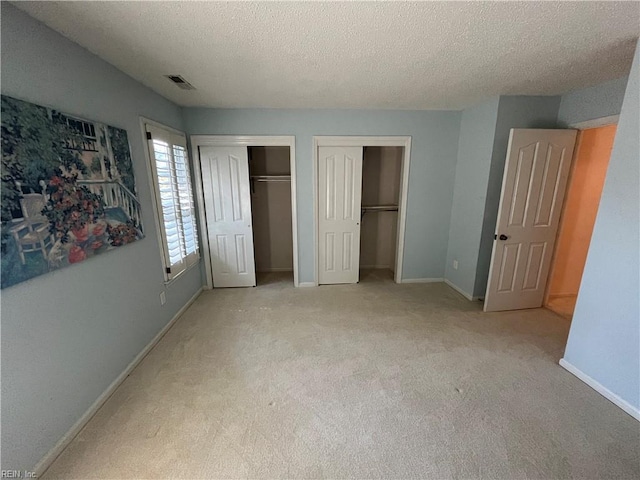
146,124,199,280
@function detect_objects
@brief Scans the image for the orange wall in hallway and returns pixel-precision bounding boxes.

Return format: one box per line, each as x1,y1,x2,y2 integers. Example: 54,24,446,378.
548,124,616,297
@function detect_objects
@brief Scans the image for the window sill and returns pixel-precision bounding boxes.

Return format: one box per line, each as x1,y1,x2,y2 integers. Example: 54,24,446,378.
163,257,201,287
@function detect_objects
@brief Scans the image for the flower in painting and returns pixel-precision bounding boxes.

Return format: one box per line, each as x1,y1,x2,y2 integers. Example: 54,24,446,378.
68,245,86,264
107,221,139,247
41,173,105,244
49,176,63,187
92,224,105,237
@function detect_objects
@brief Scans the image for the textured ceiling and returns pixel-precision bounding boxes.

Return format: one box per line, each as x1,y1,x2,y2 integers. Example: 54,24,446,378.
13,1,640,110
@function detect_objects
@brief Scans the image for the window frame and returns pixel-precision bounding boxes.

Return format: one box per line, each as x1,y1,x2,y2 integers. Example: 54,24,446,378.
140,118,200,283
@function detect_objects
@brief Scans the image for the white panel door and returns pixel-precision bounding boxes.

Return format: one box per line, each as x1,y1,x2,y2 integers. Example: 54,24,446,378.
318,146,363,284
200,146,256,287
484,129,577,312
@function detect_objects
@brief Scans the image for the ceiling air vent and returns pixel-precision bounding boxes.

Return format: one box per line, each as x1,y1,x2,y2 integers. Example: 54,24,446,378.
165,75,195,90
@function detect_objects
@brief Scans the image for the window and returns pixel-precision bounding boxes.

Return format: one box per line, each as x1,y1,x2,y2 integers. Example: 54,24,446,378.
145,123,199,281
60,115,99,151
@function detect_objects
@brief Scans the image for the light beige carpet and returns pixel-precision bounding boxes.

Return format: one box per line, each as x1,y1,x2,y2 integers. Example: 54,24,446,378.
43,270,639,479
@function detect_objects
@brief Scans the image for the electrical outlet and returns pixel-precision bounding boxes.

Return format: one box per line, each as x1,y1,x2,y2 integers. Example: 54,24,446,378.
160,291,166,306
452,260,459,270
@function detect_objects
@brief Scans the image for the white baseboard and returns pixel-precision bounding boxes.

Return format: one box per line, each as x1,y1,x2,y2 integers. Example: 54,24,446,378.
559,358,640,421
443,279,479,301
34,287,204,476
297,282,317,288
401,277,444,284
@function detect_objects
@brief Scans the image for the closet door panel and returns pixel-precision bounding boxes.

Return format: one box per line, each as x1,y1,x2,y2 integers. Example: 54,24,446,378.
318,146,363,284
200,146,256,287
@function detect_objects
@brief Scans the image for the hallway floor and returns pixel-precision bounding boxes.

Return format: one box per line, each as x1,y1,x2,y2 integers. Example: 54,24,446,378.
546,294,578,319
43,275,639,479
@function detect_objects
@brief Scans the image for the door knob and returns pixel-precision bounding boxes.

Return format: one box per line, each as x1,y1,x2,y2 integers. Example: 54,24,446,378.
499,234,509,241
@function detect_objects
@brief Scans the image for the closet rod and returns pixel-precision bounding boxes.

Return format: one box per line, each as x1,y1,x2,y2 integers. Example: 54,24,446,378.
360,205,398,220
250,175,291,182
361,205,399,212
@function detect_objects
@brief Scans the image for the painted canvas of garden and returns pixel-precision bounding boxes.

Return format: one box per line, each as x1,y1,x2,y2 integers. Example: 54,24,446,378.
1,95,144,289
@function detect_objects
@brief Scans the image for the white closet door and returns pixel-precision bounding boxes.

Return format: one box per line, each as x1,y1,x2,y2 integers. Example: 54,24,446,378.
200,146,256,287
484,129,577,312
318,146,363,284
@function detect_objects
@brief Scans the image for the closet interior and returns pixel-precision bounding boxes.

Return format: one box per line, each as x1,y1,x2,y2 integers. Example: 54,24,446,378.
359,146,403,278
248,146,294,283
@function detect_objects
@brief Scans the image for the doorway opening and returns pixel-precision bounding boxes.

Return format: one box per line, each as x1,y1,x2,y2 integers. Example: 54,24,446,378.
359,146,403,283
544,124,617,319
313,136,411,286
248,146,294,286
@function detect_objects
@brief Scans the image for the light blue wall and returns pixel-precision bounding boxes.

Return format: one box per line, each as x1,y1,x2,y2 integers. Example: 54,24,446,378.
473,96,561,297
444,98,500,295
563,41,639,411
183,108,462,282
1,5,203,471
557,76,629,126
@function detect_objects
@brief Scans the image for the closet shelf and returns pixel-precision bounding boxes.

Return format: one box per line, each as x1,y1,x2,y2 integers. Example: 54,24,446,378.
250,175,291,182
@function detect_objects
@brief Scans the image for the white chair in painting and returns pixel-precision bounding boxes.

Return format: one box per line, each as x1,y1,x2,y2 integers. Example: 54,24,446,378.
9,181,55,265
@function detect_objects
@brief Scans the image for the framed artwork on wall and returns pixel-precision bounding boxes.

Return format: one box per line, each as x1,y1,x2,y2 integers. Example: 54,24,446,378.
1,95,144,289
